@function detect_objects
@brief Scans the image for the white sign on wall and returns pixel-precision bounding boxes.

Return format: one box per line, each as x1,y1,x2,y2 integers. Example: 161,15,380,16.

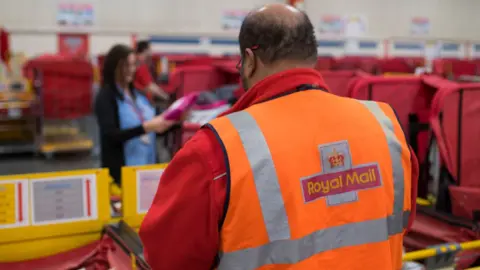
319,15,344,35
411,17,430,35
221,10,249,30
57,3,94,27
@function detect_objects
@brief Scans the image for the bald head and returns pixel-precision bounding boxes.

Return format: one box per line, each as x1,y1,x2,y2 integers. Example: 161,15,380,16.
239,4,317,65
255,4,303,26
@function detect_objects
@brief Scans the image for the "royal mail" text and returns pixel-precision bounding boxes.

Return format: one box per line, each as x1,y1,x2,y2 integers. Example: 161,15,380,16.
302,164,381,203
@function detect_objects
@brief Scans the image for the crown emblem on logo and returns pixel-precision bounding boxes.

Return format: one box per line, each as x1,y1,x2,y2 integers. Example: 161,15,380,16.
328,148,345,168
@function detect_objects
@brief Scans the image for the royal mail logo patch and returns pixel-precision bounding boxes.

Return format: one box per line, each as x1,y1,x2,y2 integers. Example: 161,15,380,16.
301,141,383,205
301,164,381,203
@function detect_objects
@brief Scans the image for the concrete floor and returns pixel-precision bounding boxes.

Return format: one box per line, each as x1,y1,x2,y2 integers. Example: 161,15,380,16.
0,138,171,176
0,143,171,176
0,115,172,176
0,152,99,175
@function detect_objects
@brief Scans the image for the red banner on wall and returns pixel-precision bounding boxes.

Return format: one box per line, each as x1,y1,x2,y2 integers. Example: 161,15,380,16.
0,27,10,65
57,33,89,57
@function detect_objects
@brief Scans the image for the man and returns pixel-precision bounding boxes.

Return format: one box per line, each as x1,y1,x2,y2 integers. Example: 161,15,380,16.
140,4,418,270
134,40,169,100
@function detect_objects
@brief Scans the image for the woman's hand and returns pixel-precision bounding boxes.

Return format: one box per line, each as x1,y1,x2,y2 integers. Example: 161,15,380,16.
143,109,191,133
149,83,170,101
155,89,170,101
179,109,191,122
143,114,176,133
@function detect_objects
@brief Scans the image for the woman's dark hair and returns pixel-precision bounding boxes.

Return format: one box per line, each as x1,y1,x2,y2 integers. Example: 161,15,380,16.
102,44,133,87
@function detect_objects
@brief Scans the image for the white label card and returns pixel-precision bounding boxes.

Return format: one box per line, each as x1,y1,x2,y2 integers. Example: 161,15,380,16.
136,169,164,214
30,175,97,225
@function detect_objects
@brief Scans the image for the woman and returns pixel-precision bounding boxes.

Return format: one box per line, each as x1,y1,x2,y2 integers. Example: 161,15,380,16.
95,44,174,190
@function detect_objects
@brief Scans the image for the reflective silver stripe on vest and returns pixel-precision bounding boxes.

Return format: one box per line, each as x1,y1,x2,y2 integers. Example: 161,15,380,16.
226,111,291,242
219,217,389,270
218,105,408,270
358,101,406,235
218,213,411,270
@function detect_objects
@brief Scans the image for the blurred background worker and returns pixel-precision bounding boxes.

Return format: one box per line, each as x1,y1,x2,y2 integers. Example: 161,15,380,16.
95,44,175,191
134,40,170,101
140,4,418,270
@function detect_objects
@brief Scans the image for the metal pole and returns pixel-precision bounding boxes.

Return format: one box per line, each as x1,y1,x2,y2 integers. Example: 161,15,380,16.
403,240,480,261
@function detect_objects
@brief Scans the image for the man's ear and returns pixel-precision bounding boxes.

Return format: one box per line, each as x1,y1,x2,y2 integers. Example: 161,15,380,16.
243,48,256,78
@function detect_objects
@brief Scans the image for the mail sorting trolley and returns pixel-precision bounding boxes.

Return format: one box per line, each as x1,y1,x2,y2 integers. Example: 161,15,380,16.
0,53,41,154
23,57,94,159
121,163,168,230
0,168,110,262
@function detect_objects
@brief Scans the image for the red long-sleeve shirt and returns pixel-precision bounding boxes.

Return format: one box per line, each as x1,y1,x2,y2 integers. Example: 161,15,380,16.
139,68,419,270
134,63,154,91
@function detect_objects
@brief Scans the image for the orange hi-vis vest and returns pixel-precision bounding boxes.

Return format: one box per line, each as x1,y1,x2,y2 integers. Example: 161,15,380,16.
207,88,412,270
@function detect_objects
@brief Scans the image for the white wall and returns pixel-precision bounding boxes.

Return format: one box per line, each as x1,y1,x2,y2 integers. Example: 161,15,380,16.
0,0,276,33
1,0,480,57
0,0,281,56
305,0,479,40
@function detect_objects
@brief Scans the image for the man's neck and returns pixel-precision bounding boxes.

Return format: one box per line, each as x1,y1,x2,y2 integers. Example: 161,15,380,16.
251,61,316,87
267,61,315,75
